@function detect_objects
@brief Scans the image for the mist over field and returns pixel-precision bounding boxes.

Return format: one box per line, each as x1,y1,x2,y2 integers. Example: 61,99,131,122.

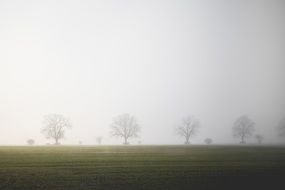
0,0,285,145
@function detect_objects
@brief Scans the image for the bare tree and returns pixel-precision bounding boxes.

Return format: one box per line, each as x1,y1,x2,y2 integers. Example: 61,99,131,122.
41,114,72,145
233,115,255,144
27,139,35,146
175,115,200,144
255,134,264,144
204,138,213,145
110,113,140,145
96,136,102,145
277,118,285,137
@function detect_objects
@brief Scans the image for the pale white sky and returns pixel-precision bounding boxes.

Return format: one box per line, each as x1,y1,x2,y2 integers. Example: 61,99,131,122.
0,0,285,145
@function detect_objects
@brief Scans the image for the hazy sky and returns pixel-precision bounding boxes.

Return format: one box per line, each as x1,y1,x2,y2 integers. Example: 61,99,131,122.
0,0,285,145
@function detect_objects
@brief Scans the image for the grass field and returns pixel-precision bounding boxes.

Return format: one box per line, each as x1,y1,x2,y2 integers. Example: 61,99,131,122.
0,145,285,190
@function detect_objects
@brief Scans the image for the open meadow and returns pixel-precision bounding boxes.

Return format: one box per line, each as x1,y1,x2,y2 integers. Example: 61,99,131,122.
0,145,285,190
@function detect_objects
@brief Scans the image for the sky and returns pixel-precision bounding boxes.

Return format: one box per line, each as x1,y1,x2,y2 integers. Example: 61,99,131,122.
0,0,285,145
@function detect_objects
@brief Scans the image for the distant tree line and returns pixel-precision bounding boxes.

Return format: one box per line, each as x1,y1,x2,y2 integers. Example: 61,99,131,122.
25,113,285,145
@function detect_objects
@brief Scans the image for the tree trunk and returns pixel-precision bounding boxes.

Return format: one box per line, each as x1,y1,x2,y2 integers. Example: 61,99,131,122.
240,136,245,144
185,136,190,145
55,138,59,145
123,137,128,145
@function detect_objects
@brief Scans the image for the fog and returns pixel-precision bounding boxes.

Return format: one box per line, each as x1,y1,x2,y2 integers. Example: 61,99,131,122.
0,0,285,145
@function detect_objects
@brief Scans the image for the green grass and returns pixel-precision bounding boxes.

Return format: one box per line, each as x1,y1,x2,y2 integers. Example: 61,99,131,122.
0,145,284,190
